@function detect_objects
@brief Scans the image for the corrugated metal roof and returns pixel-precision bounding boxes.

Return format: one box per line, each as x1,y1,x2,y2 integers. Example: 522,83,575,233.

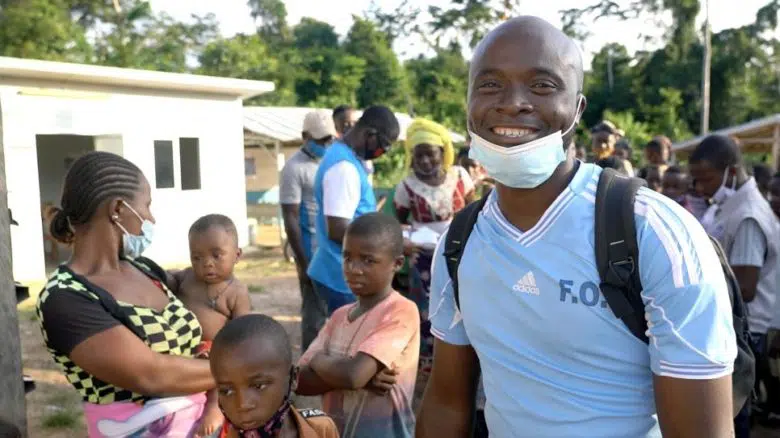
243,106,466,145
0,56,275,99
672,113,780,152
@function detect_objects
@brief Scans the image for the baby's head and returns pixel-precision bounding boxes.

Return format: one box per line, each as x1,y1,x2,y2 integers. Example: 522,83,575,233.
211,314,295,431
188,214,241,284
342,213,404,298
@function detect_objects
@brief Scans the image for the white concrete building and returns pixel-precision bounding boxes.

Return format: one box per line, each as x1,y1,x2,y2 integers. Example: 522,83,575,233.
0,56,274,282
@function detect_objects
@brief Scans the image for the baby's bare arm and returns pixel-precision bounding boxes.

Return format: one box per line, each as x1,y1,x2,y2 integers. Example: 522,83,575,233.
229,281,252,318
166,268,190,296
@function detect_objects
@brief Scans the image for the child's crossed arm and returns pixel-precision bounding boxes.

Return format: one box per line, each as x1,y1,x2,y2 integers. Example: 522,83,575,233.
297,353,398,395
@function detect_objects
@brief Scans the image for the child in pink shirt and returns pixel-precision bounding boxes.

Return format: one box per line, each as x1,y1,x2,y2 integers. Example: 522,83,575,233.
297,213,420,438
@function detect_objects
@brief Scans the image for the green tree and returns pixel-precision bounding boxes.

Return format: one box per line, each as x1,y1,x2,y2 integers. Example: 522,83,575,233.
602,109,653,151
344,16,406,109
290,17,365,107
405,42,468,130
247,0,290,44
581,44,640,128
198,34,296,105
0,0,92,61
293,17,339,50
369,0,520,51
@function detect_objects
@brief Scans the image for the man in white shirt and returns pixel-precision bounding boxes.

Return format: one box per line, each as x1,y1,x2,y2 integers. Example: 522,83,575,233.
307,106,400,313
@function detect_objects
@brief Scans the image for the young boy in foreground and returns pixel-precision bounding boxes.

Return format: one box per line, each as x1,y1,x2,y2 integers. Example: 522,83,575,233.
174,214,252,436
296,213,421,438
210,314,339,438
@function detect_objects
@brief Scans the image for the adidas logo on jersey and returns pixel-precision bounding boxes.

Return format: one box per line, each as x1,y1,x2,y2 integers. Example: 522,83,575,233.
513,272,540,296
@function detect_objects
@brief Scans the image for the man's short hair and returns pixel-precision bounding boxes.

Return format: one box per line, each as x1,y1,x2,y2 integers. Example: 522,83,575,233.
689,135,742,170
354,106,401,142
333,105,354,120
345,212,404,257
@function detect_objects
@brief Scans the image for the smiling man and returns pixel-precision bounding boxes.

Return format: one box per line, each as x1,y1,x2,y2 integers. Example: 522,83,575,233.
416,16,737,438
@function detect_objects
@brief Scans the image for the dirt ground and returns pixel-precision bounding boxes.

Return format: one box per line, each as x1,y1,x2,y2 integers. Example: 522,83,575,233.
16,246,780,437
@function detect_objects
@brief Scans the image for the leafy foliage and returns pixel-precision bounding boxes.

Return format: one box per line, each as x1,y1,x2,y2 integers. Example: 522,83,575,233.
0,0,777,181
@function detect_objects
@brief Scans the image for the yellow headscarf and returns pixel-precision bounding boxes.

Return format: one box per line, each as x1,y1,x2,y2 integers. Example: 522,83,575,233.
405,118,455,171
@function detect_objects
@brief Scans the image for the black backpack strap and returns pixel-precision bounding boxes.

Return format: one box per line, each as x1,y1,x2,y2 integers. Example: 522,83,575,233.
443,196,489,310
595,168,649,343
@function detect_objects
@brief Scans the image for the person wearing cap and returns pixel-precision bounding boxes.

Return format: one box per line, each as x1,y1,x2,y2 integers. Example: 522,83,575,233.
590,120,619,160
279,110,337,350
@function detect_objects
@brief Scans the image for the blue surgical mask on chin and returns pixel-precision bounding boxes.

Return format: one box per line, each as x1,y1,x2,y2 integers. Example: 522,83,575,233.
306,141,327,158
114,201,154,259
468,97,583,189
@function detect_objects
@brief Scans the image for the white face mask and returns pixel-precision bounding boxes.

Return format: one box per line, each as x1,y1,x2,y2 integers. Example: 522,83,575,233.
467,96,583,189
711,167,737,204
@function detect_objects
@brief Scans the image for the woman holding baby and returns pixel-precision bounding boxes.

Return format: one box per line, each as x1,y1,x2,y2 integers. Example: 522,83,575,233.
36,151,215,437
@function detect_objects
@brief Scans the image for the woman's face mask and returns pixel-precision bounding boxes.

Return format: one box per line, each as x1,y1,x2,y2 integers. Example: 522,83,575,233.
113,201,154,259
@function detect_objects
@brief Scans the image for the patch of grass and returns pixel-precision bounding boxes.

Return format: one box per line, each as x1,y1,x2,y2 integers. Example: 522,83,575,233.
42,410,79,429
248,284,266,294
46,391,74,407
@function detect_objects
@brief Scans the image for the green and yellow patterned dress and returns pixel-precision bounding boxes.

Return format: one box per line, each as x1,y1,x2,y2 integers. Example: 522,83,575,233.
36,257,202,405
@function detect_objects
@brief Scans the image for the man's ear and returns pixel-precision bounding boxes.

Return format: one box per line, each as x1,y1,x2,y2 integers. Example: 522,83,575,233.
236,247,243,261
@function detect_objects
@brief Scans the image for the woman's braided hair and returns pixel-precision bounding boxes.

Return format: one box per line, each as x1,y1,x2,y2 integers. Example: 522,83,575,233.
50,151,143,244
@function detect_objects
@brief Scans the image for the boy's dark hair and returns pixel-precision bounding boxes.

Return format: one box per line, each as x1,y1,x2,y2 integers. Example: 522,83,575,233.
50,151,142,244
213,314,292,367
689,135,742,170
355,106,401,143
189,214,238,243
333,105,354,120
346,212,404,257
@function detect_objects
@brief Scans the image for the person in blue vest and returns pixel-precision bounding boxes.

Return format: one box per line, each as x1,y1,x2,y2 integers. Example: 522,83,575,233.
308,105,401,314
